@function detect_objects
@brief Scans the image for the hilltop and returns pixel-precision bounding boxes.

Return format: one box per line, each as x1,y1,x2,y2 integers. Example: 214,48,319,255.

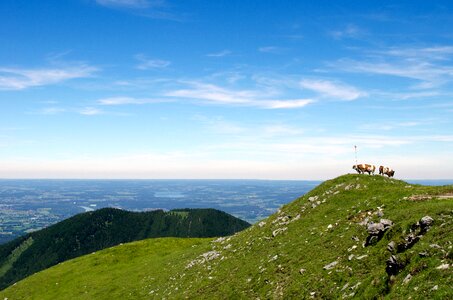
0,207,250,290
0,174,451,299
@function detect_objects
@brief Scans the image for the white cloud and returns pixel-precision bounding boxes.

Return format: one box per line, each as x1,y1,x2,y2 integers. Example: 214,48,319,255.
165,82,314,109
79,107,104,115
97,96,169,105
135,54,170,70
96,0,151,8
330,24,363,39
36,107,67,115
207,50,232,57
258,46,287,54
333,46,453,89
379,46,453,61
259,99,314,109
300,79,366,101
0,65,97,90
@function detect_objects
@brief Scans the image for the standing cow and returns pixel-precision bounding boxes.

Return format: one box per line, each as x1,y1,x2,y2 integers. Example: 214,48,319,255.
353,164,376,175
379,166,395,177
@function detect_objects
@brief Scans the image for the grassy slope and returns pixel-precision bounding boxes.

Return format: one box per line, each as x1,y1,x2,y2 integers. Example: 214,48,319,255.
1,174,452,299
0,207,250,290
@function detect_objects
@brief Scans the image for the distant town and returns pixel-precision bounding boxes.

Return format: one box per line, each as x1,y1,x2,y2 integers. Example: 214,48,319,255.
0,179,320,244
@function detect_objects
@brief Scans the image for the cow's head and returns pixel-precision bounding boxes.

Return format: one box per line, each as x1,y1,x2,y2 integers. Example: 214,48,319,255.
352,165,358,170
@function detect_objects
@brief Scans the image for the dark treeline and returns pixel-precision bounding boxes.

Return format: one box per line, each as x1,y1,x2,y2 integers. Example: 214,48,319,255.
0,207,250,290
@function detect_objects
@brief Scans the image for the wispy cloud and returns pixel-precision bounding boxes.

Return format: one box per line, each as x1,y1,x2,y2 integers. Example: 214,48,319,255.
35,107,67,115
97,96,170,105
0,65,97,90
95,0,181,21
207,50,232,57
79,107,104,116
258,46,287,54
300,79,366,101
96,0,152,9
359,121,422,131
378,46,453,61
335,58,453,89
332,45,453,89
135,54,170,70
165,82,314,109
330,24,363,39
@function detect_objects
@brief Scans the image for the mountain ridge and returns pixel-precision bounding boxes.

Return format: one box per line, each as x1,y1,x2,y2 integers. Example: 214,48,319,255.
0,174,451,299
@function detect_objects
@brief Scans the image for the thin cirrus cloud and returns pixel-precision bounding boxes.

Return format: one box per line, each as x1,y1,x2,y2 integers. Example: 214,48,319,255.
258,46,287,54
135,54,171,70
165,82,314,109
95,0,151,8
329,24,363,39
79,107,104,115
206,50,232,57
0,65,97,90
97,96,171,105
299,79,366,101
332,46,453,89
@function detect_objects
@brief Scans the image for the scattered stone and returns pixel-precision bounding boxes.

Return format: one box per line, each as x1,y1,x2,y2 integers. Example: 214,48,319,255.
347,245,357,252
272,227,287,237
418,251,429,257
186,250,220,268
387,241,396,253
308,196,318,202
258,221,266,227
386,255,403,276
420,216,434,232
436,263,449,270
399,233,420,252
380,219,393,228
351,236,360,242
348,254,355,261
403,274,412,284
367,222,384,235
213,237,226,243
323,261,338,270
299,268,306,274
430,244,442,249
341,283,349,291
327,224,333,229
359,217,370,226
431,285,438,291
356,255,368,260
268,255,278,262
365,219,393,246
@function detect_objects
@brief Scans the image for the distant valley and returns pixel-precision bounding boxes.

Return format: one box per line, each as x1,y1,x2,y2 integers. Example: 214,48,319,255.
0,179,319,243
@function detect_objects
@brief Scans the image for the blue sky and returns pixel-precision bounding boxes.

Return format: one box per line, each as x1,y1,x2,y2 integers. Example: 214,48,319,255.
1,0,452,179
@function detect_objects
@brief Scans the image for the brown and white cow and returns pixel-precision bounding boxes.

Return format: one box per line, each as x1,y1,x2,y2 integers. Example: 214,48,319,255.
379,166,395,177
353,164,376,175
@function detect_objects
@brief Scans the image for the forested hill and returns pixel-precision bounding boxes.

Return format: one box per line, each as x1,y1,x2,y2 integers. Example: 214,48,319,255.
0,207,250,290
1,174,451,299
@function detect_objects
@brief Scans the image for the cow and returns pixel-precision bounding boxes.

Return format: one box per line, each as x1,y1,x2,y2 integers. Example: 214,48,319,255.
379,166,395,177
353,164,376,175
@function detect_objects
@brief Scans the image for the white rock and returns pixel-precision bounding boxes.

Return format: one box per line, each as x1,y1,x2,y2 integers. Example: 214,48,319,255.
403,274,412,284
323,261,338,270
436,263,449,270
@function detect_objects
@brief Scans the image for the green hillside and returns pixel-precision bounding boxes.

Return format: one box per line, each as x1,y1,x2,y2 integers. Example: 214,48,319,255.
1,174,452,299
0,208,250,290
